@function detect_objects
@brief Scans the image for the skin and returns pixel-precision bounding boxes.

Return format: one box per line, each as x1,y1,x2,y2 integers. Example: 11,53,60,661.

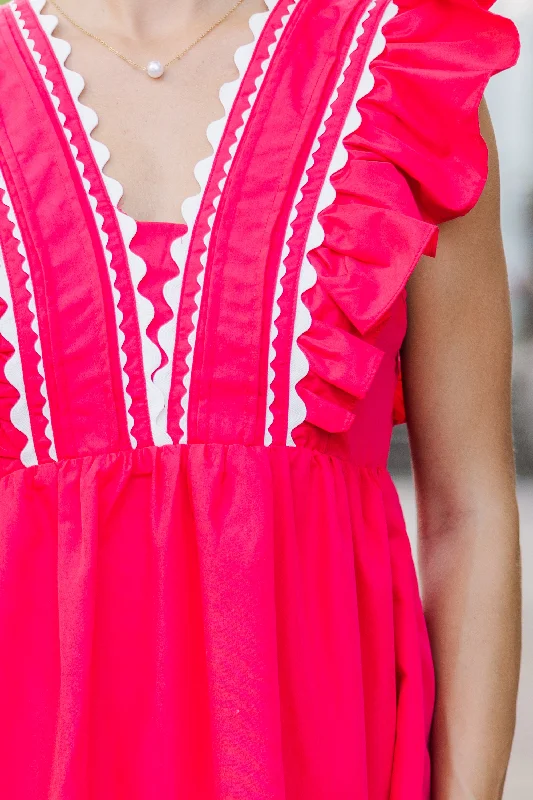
46,0,268,224
403,99,521,799
48,2,522,796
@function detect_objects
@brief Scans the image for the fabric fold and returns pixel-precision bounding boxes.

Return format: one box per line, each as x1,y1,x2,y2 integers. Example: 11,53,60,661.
294,0,520,434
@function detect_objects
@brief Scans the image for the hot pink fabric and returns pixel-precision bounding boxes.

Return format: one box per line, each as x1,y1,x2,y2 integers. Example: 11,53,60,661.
133,220,187,372
0,0,519,798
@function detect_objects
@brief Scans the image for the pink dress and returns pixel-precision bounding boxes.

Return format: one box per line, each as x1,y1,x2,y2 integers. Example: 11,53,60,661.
0,0,519,797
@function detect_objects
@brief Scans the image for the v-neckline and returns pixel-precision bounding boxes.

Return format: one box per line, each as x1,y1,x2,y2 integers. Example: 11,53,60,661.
33,0,276,234
23,0,289,446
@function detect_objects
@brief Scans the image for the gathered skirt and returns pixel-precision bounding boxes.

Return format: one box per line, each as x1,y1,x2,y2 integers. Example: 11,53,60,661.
0,443,434,799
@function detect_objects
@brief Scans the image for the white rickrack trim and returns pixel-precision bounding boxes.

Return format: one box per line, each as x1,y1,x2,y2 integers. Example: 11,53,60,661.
27,0,170,446
0,167,52,464
175,0,298,443
284,0,398,445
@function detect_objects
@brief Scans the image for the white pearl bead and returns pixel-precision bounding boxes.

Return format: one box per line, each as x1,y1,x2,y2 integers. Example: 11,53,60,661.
146,60,164,79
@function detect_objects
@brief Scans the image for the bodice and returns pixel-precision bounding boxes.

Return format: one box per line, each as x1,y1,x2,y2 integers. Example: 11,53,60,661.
0,0,519,477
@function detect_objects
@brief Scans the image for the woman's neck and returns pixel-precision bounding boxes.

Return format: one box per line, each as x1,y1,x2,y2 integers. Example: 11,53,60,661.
60,0,220,39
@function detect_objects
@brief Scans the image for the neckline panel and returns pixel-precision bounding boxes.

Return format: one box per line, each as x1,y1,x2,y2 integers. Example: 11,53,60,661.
19,0,284,446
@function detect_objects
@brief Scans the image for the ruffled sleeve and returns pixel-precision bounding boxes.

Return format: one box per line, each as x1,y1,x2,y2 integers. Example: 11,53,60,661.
355,0,520,225
295,0,520,436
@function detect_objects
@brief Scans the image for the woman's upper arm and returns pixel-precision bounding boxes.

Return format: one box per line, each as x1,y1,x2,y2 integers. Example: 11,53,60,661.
402,98,517,520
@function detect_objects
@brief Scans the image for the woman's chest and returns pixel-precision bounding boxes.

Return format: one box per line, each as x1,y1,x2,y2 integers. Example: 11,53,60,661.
51,0,269,225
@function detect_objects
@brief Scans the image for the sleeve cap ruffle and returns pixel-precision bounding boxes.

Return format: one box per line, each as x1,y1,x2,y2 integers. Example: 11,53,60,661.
293,0,520,438
353,0,521,224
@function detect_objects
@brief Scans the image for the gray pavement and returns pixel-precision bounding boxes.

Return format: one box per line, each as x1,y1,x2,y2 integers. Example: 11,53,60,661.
395,478,533,800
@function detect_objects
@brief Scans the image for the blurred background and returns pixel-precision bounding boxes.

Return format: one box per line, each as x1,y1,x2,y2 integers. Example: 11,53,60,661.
389,1,533,796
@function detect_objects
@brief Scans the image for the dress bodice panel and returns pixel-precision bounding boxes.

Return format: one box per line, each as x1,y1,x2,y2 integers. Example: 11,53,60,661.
0,0,519,476
0,0,411,474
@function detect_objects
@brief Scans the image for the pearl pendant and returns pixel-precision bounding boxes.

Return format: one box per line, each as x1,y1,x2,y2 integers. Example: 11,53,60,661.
146,60,164,79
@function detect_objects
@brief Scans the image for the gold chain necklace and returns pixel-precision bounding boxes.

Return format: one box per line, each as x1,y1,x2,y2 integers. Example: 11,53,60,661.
48,0,248,79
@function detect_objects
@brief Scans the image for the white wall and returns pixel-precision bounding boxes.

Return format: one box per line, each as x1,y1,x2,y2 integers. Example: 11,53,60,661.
487,1,533,333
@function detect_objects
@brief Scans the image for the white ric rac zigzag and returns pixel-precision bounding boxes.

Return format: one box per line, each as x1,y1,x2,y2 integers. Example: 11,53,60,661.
16,0,138,447
26,0,170,446
0,167,54,464
278,0,398,446
176,0,299,443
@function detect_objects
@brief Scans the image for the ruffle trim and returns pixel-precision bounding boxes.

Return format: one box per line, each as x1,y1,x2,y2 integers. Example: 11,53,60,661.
177,0,296,442
286,0,399,444
293,0,519,436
